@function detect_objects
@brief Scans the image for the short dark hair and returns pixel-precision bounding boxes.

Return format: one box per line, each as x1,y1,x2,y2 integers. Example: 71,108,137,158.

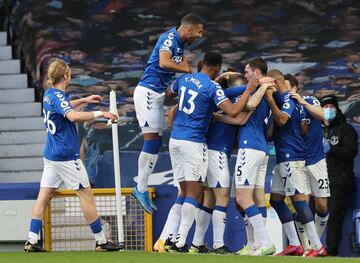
203,52,222,67
284,74,298,88
248,58,267,75
181,13,204,25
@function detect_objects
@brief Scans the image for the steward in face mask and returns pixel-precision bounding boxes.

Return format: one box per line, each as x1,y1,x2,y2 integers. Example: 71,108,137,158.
321,94,358,256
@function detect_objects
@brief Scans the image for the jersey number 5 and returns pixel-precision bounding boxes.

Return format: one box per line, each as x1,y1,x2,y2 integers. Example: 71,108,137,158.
43,109,56,135
179,86,198,114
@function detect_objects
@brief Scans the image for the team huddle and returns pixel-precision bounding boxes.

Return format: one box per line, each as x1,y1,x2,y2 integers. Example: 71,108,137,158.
132,13,330,257
24,12,332,256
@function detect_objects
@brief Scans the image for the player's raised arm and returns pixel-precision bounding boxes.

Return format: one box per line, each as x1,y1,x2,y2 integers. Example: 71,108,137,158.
66,110,117,123
165,79,180,99
70,95,102,108
213,110,253,125
218,77,258,117
290,91,324,120
264,88,290,126
159,51,192,73
246,82,276,110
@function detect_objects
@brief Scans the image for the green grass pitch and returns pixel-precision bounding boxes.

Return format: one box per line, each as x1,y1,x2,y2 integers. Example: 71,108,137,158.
1,251,359,263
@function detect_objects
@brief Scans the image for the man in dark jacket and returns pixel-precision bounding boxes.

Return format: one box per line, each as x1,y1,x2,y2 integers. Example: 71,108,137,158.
321,95,358,256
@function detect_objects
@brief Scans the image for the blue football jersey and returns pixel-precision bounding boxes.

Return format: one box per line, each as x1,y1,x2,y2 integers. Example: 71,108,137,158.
302,96,325,165
206,87,246,157
238,98,270,153
207,97,238,158
171,72,229,143
206,120,237,158
224,85,247,99
138,27,185,93
273,91,306,164
43,88,80,161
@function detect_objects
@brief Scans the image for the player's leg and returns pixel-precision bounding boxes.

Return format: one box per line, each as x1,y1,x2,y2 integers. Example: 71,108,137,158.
314,197,328,237
76,187,122,251
132,86,164,213
59,159,121,251
235,149,274,255
165,139,187,250
190,187,214,253
293,195,311,253
270,163,303,256
233,149,255,255
154,184,185,252
25,158,60,252
175,181,203,251
212,187,230,254
254,155,269,225
175,142,208,252
200,150,230,254
236,205,254,255
288,161,326,257
293,168,311,252
307,159,330,239
25,187,56,252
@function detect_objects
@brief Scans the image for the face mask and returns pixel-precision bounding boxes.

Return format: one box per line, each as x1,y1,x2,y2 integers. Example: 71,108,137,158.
323,108,336,121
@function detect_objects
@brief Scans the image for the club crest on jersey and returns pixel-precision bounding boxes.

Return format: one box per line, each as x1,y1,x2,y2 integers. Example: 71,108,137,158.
172,55,183,64
330,136,339,145
283,102,290,109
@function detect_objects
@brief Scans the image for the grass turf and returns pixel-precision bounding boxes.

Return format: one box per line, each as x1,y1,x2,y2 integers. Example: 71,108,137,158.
1,251,359,263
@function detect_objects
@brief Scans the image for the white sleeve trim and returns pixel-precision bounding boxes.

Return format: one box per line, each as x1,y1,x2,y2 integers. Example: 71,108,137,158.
216,98,229,106
170,84,177,94
63,108,73,117
282,111,292,118
159,48,172,55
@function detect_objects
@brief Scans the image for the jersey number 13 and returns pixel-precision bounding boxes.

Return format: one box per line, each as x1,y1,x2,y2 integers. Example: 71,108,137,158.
179,86,198,114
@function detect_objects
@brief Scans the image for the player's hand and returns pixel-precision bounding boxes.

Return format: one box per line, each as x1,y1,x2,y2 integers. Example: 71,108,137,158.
260,82,276,90
258,77,275,85
85,95,102,104
264,88,275,101
289,91,306,105
103,111,118,123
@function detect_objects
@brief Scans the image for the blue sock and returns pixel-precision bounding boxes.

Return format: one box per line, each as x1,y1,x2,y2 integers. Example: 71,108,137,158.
259,206,267,218
244,204,261,217
270,200,293,224
214,205,227,213
90,218,102,234
184,197,199,208
316,211,329,218
30,219,42,234
175,196,185,205
199,204,214,214
142,139,162,154
292,201,314,224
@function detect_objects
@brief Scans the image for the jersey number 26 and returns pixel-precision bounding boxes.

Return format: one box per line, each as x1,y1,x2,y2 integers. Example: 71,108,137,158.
43,109,56,135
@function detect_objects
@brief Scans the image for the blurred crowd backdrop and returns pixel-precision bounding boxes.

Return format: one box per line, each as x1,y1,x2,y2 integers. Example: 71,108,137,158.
7,0,360,183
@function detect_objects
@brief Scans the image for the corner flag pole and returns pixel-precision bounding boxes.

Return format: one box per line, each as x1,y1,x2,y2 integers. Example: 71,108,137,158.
109,90,125,247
